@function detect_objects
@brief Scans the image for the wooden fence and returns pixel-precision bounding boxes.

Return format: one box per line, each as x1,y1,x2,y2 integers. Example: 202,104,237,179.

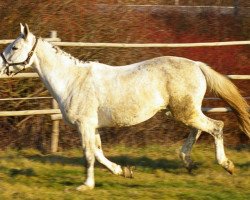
0,34,249,152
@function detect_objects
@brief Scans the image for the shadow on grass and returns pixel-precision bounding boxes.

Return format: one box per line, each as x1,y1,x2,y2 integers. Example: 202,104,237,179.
236,161,250,169
94,181,158,189
24,154,186,173
9,168,36,177
111,155,183,172
23,151,250,175
0,165,37,177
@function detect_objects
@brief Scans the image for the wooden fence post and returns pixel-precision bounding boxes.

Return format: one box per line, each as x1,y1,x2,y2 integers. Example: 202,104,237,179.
50,31,60,153
234,0,239,16
50,30,58,40
51,99,60,153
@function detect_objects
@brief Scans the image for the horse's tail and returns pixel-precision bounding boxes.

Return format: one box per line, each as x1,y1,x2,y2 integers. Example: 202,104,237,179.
198,62,250,138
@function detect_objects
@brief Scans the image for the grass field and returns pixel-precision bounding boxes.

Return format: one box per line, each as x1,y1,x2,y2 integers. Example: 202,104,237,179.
0,144,249,200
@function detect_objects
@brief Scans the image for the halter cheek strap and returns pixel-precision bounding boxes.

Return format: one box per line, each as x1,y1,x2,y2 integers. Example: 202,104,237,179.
1,37,38,76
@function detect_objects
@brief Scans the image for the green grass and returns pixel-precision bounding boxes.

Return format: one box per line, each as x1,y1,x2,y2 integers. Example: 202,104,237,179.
0,144,249,200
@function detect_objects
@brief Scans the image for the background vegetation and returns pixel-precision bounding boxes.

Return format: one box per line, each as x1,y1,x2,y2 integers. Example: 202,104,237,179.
0,1,249,151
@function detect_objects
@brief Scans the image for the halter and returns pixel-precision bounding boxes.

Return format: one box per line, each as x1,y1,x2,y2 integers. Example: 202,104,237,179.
0,37,38,76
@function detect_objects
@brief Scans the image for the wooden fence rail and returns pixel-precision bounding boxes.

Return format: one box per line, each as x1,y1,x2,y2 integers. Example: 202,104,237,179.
1,39,250,48
0,32,61,45
0,109,60,117
52,40,250,48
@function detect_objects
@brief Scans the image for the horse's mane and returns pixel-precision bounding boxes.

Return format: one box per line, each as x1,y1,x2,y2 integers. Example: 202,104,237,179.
40,38,86,65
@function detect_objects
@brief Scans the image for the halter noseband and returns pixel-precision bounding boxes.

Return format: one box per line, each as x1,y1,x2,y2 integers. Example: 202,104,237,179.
0,37,38,76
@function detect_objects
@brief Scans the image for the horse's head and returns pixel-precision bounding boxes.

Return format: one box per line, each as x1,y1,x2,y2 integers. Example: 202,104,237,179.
0,23,38,76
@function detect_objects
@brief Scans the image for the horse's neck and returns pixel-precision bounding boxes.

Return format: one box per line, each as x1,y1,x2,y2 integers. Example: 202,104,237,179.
33,40,89,102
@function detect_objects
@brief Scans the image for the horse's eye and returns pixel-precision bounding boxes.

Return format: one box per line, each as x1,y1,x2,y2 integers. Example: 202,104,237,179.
12,46,18,51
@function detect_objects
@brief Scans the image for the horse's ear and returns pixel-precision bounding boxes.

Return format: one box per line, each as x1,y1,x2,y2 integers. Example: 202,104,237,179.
23,24,30,40
20,23,25,34
20,23,30,40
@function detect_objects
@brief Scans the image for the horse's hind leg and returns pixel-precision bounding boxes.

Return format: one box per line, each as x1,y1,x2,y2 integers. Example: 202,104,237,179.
169,88,234,174
208,119,234,174
180,128,202,172
94,130,133,178
182,113,234,174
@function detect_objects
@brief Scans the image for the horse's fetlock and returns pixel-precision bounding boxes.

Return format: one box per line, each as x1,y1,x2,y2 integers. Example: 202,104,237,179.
179,152,185,160
221,159,235,175
76,184,94,191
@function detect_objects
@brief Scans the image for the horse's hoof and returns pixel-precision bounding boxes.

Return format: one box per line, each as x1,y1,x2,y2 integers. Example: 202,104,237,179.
186,162,199,173
76,184,94,191
123,166,134,178
222,160,235,175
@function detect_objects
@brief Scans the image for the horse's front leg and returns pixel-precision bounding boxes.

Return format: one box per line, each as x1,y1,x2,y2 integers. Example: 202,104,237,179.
76,121,96,191
94,130,133,178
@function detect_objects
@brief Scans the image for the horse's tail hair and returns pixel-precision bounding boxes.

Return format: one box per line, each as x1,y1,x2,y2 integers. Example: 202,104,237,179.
198,62,250,138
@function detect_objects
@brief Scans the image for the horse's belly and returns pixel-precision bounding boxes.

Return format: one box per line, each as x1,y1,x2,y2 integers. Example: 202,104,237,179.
98,109,158,127
98,99,167,127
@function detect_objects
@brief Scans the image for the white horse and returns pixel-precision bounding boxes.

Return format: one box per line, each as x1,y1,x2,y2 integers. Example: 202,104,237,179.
0,24,249,191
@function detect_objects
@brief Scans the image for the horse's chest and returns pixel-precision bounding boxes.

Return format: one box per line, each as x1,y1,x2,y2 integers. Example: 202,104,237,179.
59,91,98,125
